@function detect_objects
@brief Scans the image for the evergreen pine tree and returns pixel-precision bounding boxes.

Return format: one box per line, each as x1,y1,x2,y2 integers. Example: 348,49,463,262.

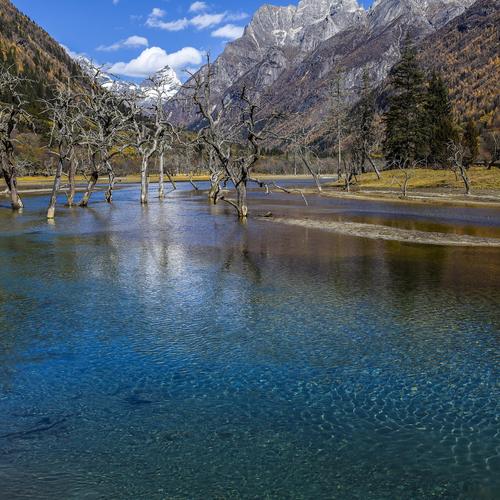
426,72,457,167
383,36,428,164
462,118,479,167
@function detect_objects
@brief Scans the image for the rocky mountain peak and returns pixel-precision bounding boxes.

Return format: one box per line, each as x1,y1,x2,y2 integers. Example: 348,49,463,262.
141,65,181,102
168,0,486,129
72,54,180,105
246,0,365,51
369,0,476,29
296,0,364,21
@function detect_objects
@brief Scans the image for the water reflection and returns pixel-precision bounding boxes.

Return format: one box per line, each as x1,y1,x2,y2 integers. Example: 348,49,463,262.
0,185,499,499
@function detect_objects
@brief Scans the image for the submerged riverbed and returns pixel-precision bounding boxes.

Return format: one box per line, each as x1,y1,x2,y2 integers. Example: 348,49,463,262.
0,184,499,499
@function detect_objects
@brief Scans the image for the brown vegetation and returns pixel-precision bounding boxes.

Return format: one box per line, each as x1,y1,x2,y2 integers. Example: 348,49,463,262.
418,0,499,130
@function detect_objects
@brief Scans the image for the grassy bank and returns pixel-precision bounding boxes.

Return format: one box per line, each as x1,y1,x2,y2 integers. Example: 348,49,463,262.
15,174,211,187
328,167,500,191
293,167,500,208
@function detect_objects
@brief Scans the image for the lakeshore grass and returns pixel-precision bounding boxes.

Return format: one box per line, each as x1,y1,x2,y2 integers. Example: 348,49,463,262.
328,167,500,191
15,174,211,187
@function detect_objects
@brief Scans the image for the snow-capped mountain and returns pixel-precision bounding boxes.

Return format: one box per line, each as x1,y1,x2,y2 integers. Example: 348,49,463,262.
139,66,181,103
71,54,181,105
98,65,181,104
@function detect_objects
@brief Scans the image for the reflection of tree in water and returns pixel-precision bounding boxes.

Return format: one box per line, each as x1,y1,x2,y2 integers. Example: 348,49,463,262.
0,203,132,389
0,230,85,390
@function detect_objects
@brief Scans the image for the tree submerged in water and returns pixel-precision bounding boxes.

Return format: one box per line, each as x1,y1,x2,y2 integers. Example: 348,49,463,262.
185,56,280,219
0,67,31,211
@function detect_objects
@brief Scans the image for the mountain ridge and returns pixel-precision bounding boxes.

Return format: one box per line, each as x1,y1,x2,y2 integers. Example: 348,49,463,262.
168,0,483,133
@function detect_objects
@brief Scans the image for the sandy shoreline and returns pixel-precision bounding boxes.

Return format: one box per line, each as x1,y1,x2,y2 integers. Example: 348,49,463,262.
287,187,500,209
266,217,500,247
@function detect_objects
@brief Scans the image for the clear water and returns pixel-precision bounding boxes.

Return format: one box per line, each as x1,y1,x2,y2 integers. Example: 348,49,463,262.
0,185,499,499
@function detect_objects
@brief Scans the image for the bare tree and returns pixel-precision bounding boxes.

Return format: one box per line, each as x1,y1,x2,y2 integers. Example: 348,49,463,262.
448,141,471,195
329,67,349,176
268,118,324,193
206,148,226,202
43,82,84,218
127,90,165,205
286,127,323,193
78,67,130,206
350,70,381,179
390,158,426,198
393,158,414,197
187,57,277,218
66,146,84,207
341,148,360,193
0,67,30,210
141,74,178,200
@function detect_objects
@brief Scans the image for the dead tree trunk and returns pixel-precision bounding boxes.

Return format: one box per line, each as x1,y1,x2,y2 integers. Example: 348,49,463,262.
367,155,381,179
79,170,99,207
158,153,165,199
458,166,471,195
66,157,77,206
1,155,23,210
236,181,248,218
188,173,199,191
448,142,471,196
209,170,226,203
47,157,64,219
402,172,410,197
165,169,176,190
140,157,149,204
301,155,322,193
344,172,351,192
105,161,115,203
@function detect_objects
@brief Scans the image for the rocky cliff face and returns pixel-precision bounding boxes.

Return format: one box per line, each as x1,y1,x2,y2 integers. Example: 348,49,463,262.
246,0,366,52
168,0,479,131
169,0,367,123
253,0,476,135
369,0,474,29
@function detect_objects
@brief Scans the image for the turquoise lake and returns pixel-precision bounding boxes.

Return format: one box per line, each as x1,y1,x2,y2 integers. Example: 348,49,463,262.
0,184,499,499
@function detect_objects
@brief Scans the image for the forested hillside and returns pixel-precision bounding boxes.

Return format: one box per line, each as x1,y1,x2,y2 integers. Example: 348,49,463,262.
418,0,499,129
0,0,82,112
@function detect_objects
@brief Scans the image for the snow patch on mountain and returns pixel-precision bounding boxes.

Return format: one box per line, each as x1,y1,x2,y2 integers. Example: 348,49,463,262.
62,47,181,105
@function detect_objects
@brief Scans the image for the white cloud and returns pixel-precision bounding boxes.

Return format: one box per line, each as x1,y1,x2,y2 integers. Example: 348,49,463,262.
151,8,165,18
97,35,149,52
189,1,208,12
211,24,244,40
190,12,226,29
226,12,249,22
148,17,189,31
146,7,248,32
146,8,188,31
107,46,203,78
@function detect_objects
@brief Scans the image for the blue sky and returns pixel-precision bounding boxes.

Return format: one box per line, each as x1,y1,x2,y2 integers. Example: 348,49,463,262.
13,0,373,81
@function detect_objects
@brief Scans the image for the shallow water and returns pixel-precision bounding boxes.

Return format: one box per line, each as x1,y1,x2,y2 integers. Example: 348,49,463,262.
0,185,499,499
